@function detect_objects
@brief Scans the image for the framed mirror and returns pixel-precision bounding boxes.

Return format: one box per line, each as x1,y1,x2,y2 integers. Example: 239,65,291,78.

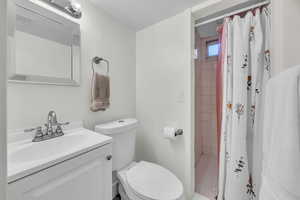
8,0,81,86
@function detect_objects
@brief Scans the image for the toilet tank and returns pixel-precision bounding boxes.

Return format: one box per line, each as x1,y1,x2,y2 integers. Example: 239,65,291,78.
95,119,138,171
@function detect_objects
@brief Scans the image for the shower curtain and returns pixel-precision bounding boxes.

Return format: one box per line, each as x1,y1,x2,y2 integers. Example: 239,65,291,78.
217,6,271,200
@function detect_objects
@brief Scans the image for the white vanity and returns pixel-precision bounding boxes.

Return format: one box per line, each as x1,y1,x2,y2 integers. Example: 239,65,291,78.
7,1,113,199
7,123,113,200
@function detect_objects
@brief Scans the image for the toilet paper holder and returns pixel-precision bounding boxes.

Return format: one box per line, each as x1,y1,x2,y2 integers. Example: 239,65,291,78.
175,129,184,136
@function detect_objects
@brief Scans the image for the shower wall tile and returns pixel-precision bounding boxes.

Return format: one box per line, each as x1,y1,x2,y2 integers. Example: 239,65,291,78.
195,35,218,160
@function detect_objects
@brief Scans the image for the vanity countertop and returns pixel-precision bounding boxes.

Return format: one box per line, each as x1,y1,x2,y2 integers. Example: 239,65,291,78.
7,125,112,183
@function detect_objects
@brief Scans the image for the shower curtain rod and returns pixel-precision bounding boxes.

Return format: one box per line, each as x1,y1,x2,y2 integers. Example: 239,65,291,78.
194,0,270,28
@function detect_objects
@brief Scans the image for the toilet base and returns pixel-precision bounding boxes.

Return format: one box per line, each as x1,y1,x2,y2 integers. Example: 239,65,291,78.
118,182,130,200
117,162,146,200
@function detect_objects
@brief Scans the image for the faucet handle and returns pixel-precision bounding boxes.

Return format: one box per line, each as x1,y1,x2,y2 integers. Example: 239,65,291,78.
24,126,42,133
55,122,70,135
24,126,44,138
57,122,70,126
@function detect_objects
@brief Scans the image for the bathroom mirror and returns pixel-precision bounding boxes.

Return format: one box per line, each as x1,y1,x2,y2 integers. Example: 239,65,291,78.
8,0,81,86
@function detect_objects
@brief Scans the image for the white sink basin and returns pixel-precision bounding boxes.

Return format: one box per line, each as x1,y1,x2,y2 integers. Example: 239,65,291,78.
7,127,112,183
9,134,87,164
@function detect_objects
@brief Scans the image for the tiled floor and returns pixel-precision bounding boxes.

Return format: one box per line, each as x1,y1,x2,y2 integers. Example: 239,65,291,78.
193,193,211,200
195,154,218,200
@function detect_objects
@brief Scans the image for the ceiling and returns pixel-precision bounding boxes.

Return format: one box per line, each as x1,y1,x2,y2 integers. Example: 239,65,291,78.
90,0,207,30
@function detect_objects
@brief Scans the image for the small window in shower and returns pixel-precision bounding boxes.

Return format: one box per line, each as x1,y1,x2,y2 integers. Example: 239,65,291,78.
206,40,220,57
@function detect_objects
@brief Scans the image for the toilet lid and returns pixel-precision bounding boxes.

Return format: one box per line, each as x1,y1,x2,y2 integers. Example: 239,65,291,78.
126,161,183,200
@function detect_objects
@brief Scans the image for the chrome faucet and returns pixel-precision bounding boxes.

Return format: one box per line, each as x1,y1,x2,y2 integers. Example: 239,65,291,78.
46,111,58,135
24,111,69,142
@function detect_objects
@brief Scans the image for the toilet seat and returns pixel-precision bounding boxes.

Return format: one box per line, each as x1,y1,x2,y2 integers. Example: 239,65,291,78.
117,161,183,200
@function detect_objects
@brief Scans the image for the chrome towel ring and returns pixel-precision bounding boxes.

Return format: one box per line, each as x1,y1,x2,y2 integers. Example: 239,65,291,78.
92,56,110,75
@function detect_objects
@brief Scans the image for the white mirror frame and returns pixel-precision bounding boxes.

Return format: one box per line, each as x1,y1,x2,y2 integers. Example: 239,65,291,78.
8,0,81,86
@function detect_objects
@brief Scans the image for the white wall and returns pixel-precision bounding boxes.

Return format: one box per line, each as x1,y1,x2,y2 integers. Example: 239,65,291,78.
7,0,136,131
0,0,7,198
136,10,194,199
271,0,300,75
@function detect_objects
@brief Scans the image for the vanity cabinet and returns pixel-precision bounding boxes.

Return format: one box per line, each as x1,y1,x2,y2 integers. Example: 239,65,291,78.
8,144,112,200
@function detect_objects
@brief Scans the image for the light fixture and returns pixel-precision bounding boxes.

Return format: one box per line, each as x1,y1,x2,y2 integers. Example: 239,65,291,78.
65,0,82,18
42,0,82,19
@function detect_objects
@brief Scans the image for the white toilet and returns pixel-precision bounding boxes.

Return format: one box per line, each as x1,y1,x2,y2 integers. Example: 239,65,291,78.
95,118,184,200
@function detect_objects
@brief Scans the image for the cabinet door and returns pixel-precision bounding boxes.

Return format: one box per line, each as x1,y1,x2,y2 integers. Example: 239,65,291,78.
8,144,112,200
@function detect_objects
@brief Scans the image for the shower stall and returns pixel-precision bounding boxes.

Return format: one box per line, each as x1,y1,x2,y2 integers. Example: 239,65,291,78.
194,1,271,200
194,20,221,200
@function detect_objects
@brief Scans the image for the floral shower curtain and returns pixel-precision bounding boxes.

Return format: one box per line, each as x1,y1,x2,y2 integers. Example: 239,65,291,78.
217,6,271,200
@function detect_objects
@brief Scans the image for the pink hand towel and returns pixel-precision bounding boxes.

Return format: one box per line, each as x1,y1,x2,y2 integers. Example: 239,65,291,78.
90,73,110,111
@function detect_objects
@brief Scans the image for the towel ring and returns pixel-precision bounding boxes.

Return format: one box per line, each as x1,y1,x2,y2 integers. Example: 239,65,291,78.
92,56,109,75
90,56,110,108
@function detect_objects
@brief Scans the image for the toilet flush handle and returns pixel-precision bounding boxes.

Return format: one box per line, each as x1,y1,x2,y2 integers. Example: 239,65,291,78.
175,129,184,136
106,155,112,161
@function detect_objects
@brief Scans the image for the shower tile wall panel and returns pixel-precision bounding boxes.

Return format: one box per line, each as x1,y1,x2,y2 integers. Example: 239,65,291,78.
195,35,218,162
